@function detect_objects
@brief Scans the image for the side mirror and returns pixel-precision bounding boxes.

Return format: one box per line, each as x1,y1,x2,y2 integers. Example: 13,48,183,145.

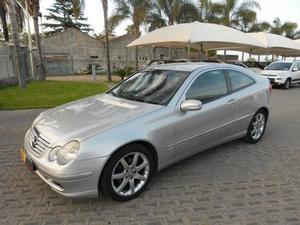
292,68,298,72
180,99,203,112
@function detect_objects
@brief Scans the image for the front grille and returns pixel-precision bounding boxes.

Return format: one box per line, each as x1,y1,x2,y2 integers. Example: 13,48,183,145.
268,78,275,84
26,127,52,157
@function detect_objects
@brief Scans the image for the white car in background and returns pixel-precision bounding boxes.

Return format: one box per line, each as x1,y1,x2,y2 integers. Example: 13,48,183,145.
261,61,300,89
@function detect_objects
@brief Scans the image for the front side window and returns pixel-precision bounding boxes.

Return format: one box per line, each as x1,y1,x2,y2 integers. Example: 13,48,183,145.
108,70,189,105
227,70,255,92
186,70,228,103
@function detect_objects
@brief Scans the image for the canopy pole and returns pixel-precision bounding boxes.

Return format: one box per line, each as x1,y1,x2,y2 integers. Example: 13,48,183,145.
242,51,244,62
187,43,191,61
200,43,204,62
265,48,269,67
271,54,275,62
258,55,261,63
223,50,227,61
151,45,155,60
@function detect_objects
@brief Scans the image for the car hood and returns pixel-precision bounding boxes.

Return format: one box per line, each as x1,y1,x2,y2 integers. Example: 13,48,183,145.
34,94,162,144
261,70,289,76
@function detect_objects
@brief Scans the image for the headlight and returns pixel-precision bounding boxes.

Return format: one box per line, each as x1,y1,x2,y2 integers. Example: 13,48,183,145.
48,146,62,162
48,141,80,165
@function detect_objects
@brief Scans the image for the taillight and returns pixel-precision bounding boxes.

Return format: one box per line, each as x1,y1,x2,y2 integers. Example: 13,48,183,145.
269,84,272,94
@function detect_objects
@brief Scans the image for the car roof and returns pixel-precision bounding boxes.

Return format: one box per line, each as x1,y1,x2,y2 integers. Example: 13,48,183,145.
270,60,297,63
147,62,223,72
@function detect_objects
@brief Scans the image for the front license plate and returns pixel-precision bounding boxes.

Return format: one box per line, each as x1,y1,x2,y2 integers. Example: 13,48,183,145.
20,147,26,163
20,147,35,172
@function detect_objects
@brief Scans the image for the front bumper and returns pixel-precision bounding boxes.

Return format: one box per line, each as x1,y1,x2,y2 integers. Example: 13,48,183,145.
262,76,284,85
23,143,109,198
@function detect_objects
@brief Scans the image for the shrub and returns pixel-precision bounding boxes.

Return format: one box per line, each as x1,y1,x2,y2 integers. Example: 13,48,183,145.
114,66,135,80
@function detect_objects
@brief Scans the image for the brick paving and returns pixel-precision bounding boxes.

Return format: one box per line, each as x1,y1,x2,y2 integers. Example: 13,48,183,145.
0,85,300,225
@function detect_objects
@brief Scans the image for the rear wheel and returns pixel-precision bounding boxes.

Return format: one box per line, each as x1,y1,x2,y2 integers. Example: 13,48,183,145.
243,110,267,143
283,78,291,90
100,143,154,201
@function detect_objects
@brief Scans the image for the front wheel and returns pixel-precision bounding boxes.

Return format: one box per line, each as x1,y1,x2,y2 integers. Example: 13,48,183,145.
100,143,154,201
243,110,267,143
283,79,291,90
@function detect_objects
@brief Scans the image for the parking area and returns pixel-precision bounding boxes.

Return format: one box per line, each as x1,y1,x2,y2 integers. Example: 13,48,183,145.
0,85,300,225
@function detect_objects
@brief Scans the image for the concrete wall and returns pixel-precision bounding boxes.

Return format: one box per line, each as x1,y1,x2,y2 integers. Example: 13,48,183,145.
42,28,187,75
42,28,105,75
0,42,15,79
0,42,31,87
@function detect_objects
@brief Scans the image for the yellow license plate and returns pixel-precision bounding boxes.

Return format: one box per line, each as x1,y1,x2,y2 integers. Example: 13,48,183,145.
20,147,26,163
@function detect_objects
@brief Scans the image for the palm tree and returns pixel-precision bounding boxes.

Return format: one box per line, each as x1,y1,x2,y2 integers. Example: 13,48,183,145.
281,22,298,39
0,0,9,41
198,0,223,24
111,0,151,71
101,0,111,81
71,0,85,17
248,21,271,32
146,3,166,31
217,0,260,28
7,0,26,89
270,18,300,39
176,2,199,24
158,0,183,25
0,0,24,41
270,17,282,35
26,0,45,80
237,9,257,31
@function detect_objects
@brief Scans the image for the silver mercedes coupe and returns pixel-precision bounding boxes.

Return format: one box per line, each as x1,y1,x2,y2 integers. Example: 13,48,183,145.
21,63,271,201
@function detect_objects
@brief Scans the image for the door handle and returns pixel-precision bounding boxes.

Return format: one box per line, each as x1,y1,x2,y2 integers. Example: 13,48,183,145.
227,98,237,104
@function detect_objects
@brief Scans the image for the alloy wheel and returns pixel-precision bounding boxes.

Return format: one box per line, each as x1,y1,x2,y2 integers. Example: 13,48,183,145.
250,112,265,140
111,152,150,196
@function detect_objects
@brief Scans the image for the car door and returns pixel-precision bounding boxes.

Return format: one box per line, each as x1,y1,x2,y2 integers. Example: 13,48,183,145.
225,69,257,134
293,62,300,82
174,69,238,158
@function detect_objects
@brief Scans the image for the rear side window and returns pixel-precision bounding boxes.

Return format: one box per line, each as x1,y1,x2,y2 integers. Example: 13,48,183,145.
226,70,255,92
186,70,228,103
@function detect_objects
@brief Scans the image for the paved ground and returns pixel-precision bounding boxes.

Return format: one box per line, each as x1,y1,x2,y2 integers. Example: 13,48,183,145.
1,85,300,225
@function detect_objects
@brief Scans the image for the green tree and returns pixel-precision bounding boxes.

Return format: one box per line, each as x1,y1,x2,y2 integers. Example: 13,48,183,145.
43,0,91,36
110,0,151,70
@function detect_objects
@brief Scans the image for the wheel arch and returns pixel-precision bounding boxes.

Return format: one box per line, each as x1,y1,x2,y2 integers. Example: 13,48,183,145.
98,140,159,194
257,107,269,121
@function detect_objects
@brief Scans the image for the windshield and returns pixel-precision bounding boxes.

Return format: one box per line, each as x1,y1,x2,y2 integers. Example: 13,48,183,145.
266,62,292,71
108,70,190,105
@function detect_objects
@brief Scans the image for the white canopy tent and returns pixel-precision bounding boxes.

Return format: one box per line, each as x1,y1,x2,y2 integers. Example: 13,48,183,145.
214,33,300,58
127,21,266,58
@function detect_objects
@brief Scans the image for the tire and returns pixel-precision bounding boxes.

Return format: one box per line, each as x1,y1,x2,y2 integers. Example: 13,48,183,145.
243,109,267,144
100,143,154,201
283,79,291,90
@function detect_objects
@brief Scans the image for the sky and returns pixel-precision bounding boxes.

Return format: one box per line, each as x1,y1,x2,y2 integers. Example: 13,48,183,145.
38,0,300,36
